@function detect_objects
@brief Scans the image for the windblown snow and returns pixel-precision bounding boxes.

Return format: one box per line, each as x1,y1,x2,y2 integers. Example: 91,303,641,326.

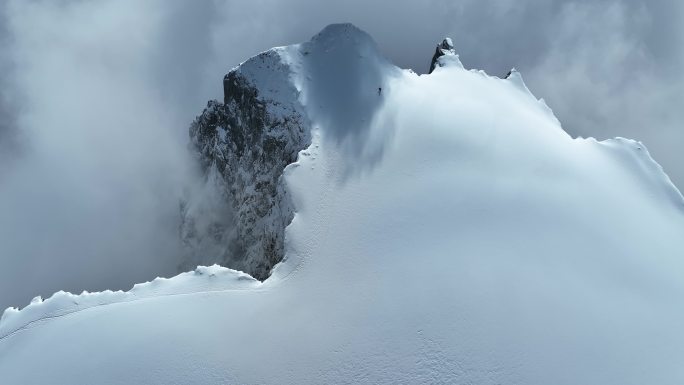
2,24,684,384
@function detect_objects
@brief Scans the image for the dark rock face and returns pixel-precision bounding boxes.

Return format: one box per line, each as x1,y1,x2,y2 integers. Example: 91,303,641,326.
429,38,455,74
181,55,310,280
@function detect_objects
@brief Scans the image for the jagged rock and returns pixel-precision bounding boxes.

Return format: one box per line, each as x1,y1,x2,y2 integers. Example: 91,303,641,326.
180,50,311,280
180,23,388,281
429,37,456,73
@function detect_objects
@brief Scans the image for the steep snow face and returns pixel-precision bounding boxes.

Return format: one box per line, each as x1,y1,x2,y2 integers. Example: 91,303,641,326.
2,25,684,384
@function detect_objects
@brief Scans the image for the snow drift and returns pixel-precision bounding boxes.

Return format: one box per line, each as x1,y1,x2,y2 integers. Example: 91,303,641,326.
1,24,684,384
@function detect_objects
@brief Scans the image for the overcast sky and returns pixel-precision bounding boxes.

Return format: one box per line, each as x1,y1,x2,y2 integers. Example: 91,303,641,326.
0,0,682,310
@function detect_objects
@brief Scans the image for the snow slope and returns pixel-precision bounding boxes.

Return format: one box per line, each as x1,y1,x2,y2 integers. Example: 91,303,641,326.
2,24,684,384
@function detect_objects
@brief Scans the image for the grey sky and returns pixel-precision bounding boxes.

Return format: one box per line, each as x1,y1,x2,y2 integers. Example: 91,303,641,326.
0,0,682,310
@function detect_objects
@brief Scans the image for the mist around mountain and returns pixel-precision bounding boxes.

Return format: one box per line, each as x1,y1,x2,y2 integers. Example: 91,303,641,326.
1,24,684,384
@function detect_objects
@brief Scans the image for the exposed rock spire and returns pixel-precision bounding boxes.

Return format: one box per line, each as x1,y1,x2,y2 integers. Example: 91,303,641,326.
429,37,456,73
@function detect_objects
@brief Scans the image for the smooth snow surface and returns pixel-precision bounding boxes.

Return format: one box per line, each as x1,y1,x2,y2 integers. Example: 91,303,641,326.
2,24,684,384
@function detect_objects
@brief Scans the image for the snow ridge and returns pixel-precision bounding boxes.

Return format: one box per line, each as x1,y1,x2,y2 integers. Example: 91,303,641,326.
596,137,684,210
0,265,258,340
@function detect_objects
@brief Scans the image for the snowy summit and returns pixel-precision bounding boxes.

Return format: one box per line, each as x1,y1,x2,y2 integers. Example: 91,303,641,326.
2,23,684,384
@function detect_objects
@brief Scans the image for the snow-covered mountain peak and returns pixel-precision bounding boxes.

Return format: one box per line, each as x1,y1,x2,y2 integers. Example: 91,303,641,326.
307,23,379,52
504,67,533,93
297,25,398,146
429,36,463,73
441,37,454,49
3,24,684,384
181,24,399,280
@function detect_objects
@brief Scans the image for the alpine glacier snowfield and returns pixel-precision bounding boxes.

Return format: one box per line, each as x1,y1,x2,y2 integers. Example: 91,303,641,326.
2,24,684,384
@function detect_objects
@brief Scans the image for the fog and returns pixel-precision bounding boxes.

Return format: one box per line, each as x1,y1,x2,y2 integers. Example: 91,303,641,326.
0,0,211,309
0,0,682,310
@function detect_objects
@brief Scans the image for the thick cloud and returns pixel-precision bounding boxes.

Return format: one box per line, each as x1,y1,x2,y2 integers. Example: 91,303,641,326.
0,0,682,310
0,0,215,309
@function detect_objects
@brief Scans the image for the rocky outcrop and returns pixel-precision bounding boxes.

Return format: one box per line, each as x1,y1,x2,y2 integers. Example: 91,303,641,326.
180,49,310,280
429,38,456,73
179,24,395,280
